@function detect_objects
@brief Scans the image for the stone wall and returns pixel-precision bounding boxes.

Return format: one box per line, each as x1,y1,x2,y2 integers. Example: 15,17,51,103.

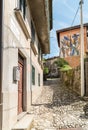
60,66,81,95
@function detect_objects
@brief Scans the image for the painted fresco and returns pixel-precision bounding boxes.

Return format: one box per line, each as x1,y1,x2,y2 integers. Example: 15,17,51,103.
60,33,80,57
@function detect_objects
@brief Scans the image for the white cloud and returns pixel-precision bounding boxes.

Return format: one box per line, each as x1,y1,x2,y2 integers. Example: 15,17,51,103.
63,0,76,13
48,0,88,58
50,30,56,39
83,11,88,22
53,0,59,7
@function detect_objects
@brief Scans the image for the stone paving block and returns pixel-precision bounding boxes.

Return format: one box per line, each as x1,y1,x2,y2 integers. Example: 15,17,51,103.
30,79,88,130
44,128,57,130
60,128,83,130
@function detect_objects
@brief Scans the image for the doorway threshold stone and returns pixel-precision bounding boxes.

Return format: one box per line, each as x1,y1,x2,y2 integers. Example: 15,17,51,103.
12,114,34,130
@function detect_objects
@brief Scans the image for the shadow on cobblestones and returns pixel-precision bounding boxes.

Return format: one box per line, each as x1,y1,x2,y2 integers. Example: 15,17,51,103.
33,78,81,107
30,78,88,130
52,85,80,107
31,78,87,114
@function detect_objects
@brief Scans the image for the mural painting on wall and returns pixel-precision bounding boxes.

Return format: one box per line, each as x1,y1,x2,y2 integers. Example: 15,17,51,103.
60,33,80,57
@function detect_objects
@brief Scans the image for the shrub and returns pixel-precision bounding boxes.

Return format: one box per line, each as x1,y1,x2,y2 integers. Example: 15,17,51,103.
43,67,49,75
54,58,69,68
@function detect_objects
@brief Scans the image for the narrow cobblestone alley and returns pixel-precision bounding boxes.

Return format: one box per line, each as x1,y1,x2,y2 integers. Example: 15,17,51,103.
30,79,88,130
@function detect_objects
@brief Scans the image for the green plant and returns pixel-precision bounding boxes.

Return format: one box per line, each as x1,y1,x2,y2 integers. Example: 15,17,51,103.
54,58,69,68
43,67,49,74
60,65,72,71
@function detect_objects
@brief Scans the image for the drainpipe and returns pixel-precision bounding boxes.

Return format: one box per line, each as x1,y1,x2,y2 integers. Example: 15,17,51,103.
0,0,3,129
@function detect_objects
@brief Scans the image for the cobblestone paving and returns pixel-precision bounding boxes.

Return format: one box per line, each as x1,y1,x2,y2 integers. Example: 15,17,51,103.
30,79,88,130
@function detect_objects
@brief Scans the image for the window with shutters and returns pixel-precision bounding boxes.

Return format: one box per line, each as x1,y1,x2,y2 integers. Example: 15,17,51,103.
32,66,35,85
17,0,26,19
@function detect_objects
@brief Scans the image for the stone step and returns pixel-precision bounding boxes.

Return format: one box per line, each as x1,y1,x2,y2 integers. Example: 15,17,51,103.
12,114,34,130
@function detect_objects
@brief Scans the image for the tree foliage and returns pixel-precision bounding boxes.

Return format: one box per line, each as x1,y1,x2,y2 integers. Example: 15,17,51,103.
54,58,69,68
43,67,49,74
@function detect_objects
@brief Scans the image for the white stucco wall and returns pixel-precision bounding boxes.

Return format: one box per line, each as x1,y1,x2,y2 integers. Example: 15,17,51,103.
2,0,43,130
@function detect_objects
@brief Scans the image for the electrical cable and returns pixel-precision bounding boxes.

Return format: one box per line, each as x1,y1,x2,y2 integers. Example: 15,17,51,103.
71,5,80,27
50,4,80,55
45,1,81,59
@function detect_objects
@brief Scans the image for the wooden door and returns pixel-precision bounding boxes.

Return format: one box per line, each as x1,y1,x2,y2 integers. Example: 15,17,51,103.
18,56,24,114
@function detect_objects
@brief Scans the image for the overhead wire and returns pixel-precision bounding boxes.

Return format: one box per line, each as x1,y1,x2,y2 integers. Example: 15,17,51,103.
71,5,80,27
58,2,81,59
52,2,80,55
68,2,81,42
45,1,81,58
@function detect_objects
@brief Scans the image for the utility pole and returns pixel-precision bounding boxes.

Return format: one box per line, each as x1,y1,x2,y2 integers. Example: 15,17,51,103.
0,0,3,129
79,0,84,96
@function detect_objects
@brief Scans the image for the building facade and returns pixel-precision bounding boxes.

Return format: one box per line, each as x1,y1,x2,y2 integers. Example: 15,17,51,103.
56,24,88,68
56,24,88,96
0,0,52,130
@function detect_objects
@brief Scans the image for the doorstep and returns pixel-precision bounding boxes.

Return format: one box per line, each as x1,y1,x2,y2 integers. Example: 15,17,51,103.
12,114,34,130
17,112,27,121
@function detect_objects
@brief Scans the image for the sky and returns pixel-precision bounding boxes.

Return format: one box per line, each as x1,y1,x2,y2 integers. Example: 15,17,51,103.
44,0,88,59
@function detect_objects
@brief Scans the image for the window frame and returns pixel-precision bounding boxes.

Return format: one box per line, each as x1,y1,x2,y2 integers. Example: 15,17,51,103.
31,20,35,42
38,73,40,86
38,43,41,62
32,65,35,85
17,0,26,19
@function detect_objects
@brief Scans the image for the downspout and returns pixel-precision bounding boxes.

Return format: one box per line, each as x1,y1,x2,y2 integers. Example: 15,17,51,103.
0,0,3,129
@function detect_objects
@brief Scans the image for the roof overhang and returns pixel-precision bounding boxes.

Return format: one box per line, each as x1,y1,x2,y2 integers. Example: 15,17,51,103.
49,0,53,30
27,0,52,54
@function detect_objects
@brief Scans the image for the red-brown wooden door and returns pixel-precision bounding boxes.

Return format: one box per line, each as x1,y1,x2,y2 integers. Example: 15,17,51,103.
18,57,24,114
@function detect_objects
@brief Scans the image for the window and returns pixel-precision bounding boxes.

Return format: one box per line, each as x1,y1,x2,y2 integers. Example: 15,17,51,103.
38,43,41,63
31,21,35,42
17,0,26,19
38,74,40,86
38,43,40,55
32,66,35,85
